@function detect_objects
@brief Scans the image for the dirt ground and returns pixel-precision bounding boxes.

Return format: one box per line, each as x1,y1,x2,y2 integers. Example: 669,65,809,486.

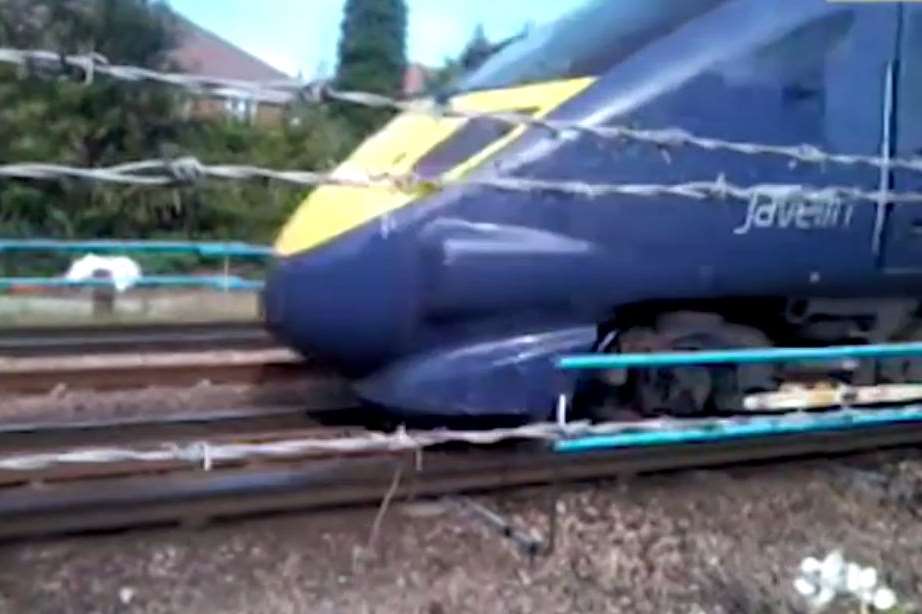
2,450,922,614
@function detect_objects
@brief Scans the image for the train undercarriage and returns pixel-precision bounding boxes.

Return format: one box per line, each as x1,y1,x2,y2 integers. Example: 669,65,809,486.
582,298,922,418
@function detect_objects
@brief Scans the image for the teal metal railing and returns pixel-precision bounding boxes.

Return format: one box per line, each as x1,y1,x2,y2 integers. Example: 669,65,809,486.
557,342,922,370
553,405,922,453
0,239,272,291
554,341,922,453
0,275,263,292
0,239,272,258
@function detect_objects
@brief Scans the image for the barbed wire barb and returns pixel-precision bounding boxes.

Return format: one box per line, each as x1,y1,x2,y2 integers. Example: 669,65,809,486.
4,157,922,206
0,407,920,473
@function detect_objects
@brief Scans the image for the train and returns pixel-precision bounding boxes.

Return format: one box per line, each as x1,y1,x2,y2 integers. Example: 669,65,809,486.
263,0,922,421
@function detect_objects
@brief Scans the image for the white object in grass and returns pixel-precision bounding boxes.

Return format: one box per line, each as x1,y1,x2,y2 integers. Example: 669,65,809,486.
65,254,142,292
794,551,898,612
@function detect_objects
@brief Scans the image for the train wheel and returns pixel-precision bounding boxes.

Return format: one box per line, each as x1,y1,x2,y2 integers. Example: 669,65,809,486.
879,321,922,384
616,313,777,417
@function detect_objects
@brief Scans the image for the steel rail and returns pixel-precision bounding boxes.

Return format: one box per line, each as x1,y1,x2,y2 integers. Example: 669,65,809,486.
0,403,363,456
0,322,275,357
0,347,311,394
0,420,919,540
0,401,357,437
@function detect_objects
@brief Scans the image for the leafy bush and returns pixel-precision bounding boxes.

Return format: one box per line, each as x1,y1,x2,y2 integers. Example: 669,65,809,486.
0,0,364,276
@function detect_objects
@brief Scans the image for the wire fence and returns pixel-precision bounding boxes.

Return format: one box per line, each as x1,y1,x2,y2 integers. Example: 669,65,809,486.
2,405,922,472
3,159,922,208
2,46,922,208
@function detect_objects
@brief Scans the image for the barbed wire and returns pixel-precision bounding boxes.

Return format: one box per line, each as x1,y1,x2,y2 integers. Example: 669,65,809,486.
3,157,922,206
3,47,922,176
0,48,297,104
0,407,916,472
0,158,381,188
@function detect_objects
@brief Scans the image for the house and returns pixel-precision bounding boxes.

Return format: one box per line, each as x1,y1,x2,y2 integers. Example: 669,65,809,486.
403,63,432,97
169,14,291,124
170,14,435,123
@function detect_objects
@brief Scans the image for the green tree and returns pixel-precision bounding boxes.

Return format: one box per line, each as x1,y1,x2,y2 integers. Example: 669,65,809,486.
459,25,493,71
0,0,356,277
0,0,186,239
424,25,529,97
418,24,493,97
335,0,408,133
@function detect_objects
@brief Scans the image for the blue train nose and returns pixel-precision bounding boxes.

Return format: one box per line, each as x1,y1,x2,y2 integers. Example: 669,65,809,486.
263,232,416,375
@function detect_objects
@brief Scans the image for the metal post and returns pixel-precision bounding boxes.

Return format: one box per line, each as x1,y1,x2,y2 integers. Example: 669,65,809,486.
91,271,115,319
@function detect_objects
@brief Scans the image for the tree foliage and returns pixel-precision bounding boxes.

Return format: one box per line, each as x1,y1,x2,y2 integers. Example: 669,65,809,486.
336,0,408,94
335,0,408,132
0,0,185,239
459,25,493,72
0,0,357,265
424,25,528,96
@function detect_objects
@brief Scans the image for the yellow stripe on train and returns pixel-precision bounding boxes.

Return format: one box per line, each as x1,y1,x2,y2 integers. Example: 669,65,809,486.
273,77,596,257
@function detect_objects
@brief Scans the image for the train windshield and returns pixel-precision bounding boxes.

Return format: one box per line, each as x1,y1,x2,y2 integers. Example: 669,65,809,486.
450,0,728,94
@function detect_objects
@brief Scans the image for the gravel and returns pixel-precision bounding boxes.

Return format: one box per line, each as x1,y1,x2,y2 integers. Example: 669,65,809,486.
2,450,922,613
0,379,351,428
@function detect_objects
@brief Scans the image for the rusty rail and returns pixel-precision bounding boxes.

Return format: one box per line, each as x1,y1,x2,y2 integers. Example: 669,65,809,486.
0,419,920,540
0,347,314,394
0,322,274,357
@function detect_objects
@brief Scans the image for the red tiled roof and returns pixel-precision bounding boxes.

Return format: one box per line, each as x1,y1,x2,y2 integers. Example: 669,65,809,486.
170,13,432,102
403,63,431,96
169,13,289,81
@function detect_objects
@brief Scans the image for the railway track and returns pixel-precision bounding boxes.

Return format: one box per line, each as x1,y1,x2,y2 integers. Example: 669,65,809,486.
0,321,275,357
0,347,313,394
4,324,922,541
0,321,326,394
1,413,921,540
